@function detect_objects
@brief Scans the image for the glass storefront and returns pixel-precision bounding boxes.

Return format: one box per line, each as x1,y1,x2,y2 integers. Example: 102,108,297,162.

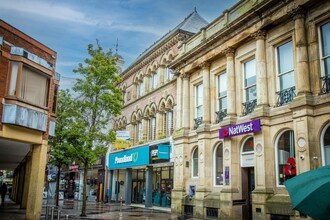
152,166,173,207
131,169,146,204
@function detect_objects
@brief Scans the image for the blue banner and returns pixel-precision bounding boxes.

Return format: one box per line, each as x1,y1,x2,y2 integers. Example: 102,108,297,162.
157,144,170,159
109,146,150,169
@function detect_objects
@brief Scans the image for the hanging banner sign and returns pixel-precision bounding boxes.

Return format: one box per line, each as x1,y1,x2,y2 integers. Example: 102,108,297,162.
219,119,261,139
115,130,131,149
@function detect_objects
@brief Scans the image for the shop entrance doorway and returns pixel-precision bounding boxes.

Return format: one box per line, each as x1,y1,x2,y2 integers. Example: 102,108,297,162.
131,169,145,204
241,167,255,220
132,180,145,204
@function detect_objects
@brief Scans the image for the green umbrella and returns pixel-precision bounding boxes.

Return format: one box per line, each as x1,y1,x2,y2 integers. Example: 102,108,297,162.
284,165,330,220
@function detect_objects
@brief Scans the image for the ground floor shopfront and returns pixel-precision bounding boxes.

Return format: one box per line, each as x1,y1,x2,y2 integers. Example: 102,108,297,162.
107,142,173,208
172,113,330,220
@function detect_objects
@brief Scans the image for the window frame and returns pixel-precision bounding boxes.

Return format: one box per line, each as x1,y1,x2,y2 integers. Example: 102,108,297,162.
7,61,50,108
213,142,224,187
217,72,227,111
320,122,330,166
275,129,295,187
318,21,330,77
192,147,199,178
243,58,257,102
195,83,203,118
275,40,295,91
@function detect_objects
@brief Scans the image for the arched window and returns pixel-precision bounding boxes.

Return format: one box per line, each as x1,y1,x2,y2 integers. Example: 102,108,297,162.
192,147,199,177
241,137,254,168
321,123,330,166
276,130,295,186
214,143,223,186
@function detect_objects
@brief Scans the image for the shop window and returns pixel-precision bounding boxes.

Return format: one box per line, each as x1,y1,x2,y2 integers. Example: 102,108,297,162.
276,40,295,106
242,59,257,115
320,22,330,93
276,130,295,186
321,123,330,165
192,147,199,177
8,62,50,107
216,73,227,123
214,143,223,186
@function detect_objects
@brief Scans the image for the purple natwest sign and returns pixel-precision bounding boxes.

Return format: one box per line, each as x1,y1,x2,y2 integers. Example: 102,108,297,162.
219,119,261,139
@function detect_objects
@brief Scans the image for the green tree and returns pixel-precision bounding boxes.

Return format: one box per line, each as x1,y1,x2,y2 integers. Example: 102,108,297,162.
48,90,76,206
69,42,123,216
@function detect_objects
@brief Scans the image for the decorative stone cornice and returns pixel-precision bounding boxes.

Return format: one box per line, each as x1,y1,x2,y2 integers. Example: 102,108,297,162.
251,30,266,40
199,61,210,70
288,6,306,20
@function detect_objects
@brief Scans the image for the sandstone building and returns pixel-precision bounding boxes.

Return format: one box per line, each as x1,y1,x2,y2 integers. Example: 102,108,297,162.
169,0,330,219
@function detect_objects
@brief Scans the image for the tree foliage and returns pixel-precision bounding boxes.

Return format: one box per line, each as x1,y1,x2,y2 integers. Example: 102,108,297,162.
48,89,76,206
68,42,123,216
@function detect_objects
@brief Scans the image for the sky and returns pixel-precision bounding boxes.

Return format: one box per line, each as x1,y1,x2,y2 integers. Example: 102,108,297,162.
0,0,239,89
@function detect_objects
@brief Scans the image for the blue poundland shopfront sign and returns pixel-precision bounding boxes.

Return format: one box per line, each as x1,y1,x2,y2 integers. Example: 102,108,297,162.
109,146,150,169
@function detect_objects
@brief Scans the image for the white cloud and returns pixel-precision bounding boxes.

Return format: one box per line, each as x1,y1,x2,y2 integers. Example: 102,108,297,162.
0,0,98,25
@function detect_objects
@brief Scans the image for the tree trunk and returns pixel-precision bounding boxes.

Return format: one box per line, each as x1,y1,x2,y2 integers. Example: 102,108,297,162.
55,165,61,206
81,163,88,217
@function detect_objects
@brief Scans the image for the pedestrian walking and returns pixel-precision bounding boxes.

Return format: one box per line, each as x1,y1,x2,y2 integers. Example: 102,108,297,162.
1,182,7,206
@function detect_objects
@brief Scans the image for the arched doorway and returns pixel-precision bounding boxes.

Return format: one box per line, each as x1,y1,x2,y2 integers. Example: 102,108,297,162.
321,123,330,166
240,137,255,220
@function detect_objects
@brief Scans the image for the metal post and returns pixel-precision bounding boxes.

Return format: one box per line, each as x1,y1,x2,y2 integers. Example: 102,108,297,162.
57,210,61,220
50,207,54,220
45,206,49,220
65,215,69,220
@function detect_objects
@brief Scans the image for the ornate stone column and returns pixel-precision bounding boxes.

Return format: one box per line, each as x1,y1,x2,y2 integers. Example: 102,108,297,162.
252,30,269,106
290,6,311,95
142,116,149,142
176,74,183,130
224,48,236,116
200,62,211,125
156,110,164,138
181,72,190,129
158,64,165,86
144,74,150,94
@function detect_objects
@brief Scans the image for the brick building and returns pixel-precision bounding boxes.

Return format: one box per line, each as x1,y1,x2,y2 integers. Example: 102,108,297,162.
107,10,208,208
0,20,59,219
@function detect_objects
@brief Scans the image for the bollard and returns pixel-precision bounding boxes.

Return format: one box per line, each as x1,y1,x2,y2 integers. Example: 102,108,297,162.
57,210,61,220
120,196,123,211
65,214,69,220
45,206,49,220
50,207,54,220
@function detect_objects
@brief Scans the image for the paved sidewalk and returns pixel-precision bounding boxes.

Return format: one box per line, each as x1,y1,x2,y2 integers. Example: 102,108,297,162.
1,197,202,220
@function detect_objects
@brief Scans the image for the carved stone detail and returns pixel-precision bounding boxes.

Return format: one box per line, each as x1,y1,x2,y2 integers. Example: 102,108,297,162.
199,61,210,69
251,30,266,40
180,72,190,79
222,47,235,57
288,6,306,20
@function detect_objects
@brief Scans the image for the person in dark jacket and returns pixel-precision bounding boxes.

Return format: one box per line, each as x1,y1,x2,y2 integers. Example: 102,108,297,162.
1,182,7,206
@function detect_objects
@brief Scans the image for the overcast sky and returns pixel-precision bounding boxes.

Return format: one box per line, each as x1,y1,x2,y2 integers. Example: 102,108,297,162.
0,0,239,88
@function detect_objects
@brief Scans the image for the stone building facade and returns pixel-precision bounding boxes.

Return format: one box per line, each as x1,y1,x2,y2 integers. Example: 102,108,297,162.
107,11,209,208
0,20,59,219
169,0,330,219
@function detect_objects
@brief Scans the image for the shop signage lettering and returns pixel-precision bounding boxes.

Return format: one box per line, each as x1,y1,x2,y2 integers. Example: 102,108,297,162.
109,146,149,169
219,119,261,139
114,152,138,164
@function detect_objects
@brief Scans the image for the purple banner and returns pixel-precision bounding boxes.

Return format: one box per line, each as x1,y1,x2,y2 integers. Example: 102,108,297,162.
219,119,261,139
